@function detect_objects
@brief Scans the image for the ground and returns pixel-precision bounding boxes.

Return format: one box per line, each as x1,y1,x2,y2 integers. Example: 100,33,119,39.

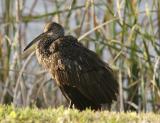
0,105,160,123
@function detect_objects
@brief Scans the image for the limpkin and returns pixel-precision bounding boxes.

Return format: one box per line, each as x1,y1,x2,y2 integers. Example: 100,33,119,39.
24,22,118,110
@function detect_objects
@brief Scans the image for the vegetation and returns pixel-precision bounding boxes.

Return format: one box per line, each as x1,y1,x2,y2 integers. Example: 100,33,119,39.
0,0,160,112
0,105,159,123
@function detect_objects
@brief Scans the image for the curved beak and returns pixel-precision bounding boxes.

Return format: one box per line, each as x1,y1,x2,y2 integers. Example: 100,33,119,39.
23,32,47,52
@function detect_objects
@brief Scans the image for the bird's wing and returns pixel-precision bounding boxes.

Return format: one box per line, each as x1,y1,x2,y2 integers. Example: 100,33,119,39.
50,36,118,104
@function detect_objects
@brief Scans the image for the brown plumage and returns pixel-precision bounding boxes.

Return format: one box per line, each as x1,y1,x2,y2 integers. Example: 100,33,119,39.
24,22,118,110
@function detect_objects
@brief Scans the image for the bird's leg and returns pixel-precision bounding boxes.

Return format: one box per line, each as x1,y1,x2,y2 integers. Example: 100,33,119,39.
107,104,111,111
69,101,73,108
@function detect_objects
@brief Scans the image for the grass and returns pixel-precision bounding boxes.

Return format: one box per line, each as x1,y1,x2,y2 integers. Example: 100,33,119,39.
0,0,160,112
0,105,160,123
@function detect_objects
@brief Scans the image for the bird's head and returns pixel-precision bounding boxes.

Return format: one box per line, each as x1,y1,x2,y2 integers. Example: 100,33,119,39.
24,22,64,51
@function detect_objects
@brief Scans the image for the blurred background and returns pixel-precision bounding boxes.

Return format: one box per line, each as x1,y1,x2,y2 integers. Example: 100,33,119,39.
0,0,160,112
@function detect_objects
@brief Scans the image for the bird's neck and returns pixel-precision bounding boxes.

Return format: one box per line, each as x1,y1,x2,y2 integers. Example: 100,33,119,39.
37,32,65,57
37,37,55,57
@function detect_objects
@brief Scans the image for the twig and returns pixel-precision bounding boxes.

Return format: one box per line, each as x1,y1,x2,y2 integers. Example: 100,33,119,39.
13,52,35,106
78,18,119,41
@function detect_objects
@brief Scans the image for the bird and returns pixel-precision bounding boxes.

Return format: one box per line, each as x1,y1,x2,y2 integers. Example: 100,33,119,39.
24,22,118,110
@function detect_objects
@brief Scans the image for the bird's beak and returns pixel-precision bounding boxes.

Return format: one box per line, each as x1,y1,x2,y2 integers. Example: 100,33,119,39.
23,32,47,51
